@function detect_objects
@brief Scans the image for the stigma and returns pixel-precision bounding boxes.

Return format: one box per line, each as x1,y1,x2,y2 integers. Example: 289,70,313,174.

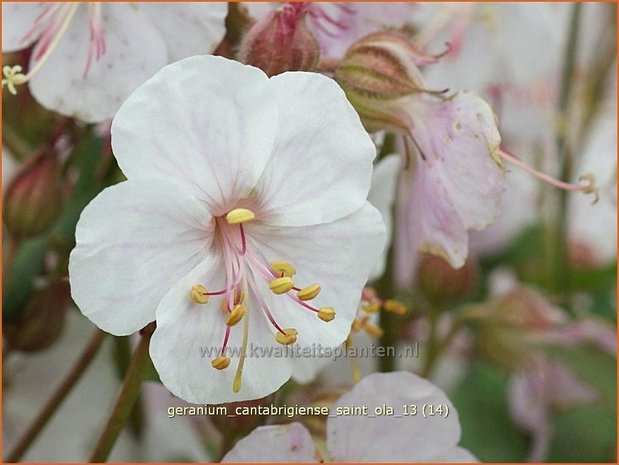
2,3,107,95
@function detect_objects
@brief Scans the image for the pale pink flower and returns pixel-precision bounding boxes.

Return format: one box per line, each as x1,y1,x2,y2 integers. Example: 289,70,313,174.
2,2,227,122
393,90,505,285
69,56,386,404
245,2,416,58
223,372,476,462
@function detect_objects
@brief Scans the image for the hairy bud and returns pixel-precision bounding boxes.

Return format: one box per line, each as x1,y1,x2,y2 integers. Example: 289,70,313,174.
238,4,320,77
417,254,479,304
3,149,63,237
336,31,446,132
4,279,70,352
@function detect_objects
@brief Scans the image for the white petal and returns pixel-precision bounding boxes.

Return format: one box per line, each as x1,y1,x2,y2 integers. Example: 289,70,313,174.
69,178,213,336
2,2,43,52
112,55,277,216
141,3,227,61
367,154,401,281
222,423,316,462
28,5,168,122
327,372,463,461
150,255,292,405
247,202,386,350
254,71,376,227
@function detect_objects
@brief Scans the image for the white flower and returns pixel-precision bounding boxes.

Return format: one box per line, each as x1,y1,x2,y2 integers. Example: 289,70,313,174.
68,56,386,404
2,2,227,122
289,155,401,384
222,372,477,462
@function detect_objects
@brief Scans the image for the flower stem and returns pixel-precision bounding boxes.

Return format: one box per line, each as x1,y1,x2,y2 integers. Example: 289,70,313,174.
5,328,106,463
88,326,154,463
420,305,439,378
545,2,582,293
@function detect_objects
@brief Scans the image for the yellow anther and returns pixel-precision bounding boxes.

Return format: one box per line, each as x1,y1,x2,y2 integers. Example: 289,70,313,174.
364,322,384,338
351,318,366,332
363,302,381,313
190,284,209,304
226,208,256,224
211,356,231,370
270,260,296,277
297,284,321,301
318,307,336,322
275,328,298,345
225,305,246,326
269,276,294,295
383,299,407,315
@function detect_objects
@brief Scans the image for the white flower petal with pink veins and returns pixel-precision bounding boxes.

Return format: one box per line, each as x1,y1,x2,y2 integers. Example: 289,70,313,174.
222,372,476,462
397,90,505,275
245,2,415,57
69,177,215,336
69,56,386,404
2,2,227,122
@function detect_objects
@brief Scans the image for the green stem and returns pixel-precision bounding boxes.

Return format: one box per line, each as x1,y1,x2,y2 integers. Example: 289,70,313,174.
545,3,582,293
6,329,106,463
420,305,439,378
89,327,153,462
1,120,33,161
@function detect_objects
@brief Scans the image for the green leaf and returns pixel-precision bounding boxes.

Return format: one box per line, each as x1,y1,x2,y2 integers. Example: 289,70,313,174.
450,362,528,461
547,406,616,462
3,236,48,323
543,343,616,411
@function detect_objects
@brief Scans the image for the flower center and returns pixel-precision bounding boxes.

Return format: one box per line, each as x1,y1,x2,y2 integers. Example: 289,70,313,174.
2,3,106,95
189,208,336,393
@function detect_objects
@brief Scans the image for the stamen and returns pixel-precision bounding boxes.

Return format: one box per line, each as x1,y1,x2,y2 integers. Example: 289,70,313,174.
190,284,209,304
211,356,231,370
2,3,80,94
364,322,384,337
239,223,248,255
383,299,407,315
275,328,298,345
269,277,295,295
247,272,287,335
226,208,256,225
270,260,296,277
318,307,336,322
351,317,365,332
225,304,246,326
499,149,599,203
297,284,321,301
363,302,381,313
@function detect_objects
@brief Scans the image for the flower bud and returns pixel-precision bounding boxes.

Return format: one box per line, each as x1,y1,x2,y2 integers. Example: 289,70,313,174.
416,254,479,304
238,4,320,77
4,279,70,352
335,31,442,133
475,288,567,369
3,149,63,238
